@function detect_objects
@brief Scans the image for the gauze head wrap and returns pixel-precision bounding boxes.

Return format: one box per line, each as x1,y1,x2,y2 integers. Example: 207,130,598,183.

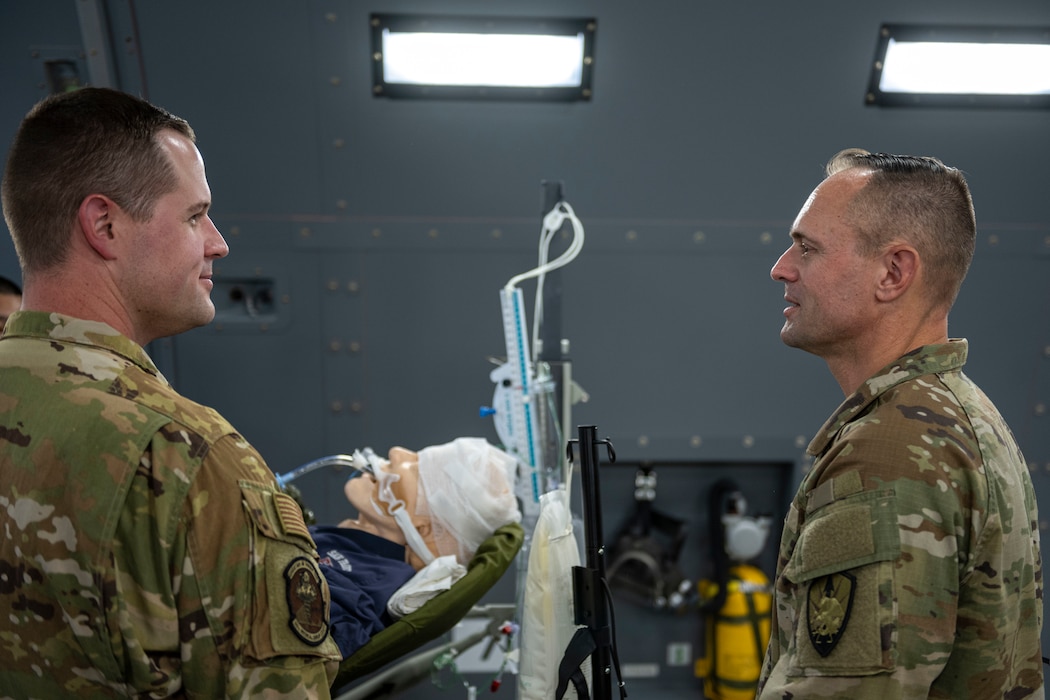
416,437,521,564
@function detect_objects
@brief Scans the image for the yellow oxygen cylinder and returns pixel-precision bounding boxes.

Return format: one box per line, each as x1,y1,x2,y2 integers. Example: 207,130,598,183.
695,564,771,700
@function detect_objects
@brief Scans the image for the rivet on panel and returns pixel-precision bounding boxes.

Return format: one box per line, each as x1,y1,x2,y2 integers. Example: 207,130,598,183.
350,401,363,413
254,267,263,276
626,230,638,241
371,228,382,238
330,76,342,86
988,234,1000,246
637,435,649,447
491,228,503,239
428,228,439,239
336,199,348,210
795,435,808,449
299,227,312,238
326,279,340,292
330,400,344,414
281,294,290,304
348,341,362,353
328,339,342,353
229,225,241,236
690,436,702,448
1035,403,1046,416
325,12,337,23
693,231,705,243
258,323,269,332
760,231,773,244
332,138,345,149
743,435,755,448
346,280,360,294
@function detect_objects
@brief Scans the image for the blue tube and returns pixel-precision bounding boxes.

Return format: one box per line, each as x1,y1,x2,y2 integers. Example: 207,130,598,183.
274,454,364,489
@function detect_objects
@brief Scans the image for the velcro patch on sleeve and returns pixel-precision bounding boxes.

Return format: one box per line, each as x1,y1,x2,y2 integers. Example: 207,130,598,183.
274,491,313,542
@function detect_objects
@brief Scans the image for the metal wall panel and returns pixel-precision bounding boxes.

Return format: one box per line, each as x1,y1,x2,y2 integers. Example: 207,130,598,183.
1,1,1048,696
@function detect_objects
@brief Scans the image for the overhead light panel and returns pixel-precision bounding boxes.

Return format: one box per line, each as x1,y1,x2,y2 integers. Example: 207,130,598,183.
371,14,596,100
866,24,1050,107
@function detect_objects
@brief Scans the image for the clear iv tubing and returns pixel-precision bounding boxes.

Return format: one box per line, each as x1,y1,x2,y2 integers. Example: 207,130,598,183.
274,454,364,489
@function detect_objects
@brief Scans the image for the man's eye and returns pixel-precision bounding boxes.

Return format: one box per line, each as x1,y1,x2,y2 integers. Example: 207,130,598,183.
799,242,811,255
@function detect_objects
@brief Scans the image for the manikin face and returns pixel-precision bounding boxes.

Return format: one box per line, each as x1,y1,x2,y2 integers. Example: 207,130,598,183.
769,170,880,360
115,129,229,344
341,446,432,570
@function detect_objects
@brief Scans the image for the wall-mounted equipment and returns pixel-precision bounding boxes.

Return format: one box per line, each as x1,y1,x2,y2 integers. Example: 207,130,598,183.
370,14,596,101
866,24,1050,108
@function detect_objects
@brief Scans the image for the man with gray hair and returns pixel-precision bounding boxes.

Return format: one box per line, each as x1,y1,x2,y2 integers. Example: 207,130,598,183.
760,149,1043,698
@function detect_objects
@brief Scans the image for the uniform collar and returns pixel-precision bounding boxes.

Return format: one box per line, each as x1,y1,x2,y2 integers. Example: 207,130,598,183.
2,310,162,378
808,339,969,457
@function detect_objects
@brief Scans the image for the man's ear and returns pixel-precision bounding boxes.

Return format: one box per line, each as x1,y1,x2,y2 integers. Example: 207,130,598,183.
77,194,121,261
875,244,919,302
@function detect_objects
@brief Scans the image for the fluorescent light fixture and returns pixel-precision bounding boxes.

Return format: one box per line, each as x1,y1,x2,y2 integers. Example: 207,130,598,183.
866,24,1050,108
371,14,596,100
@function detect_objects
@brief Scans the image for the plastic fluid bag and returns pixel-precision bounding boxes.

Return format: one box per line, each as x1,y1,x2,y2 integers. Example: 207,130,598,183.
518,486,590,699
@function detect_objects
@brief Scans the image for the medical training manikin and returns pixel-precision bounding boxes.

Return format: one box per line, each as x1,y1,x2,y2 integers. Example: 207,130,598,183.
311,437,522,658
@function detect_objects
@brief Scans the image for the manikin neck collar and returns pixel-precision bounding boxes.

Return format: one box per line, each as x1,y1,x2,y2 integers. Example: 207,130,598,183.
370,467,436,566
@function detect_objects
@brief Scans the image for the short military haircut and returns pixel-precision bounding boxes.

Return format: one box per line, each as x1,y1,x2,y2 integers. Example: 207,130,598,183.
1,87,195,273
826,148,976,310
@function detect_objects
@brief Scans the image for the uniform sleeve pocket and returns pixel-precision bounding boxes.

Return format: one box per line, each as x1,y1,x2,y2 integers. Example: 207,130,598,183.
784,489,900,675
240,481,340,661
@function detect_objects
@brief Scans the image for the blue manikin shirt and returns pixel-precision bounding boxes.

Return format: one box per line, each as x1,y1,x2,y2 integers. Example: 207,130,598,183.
309,525,417,658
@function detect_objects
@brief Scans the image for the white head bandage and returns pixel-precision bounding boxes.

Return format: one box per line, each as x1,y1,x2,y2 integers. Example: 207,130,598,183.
416,437,521,564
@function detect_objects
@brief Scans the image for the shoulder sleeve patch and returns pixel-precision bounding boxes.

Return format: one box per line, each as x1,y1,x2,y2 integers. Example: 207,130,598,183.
807,572,857,657
285,557,329,646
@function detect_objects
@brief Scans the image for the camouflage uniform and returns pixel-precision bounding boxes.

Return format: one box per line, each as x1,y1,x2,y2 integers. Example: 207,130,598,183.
0,312,341,698
758,340,1043,700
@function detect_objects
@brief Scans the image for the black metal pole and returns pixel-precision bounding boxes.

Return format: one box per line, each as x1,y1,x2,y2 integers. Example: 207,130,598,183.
576,424,612,699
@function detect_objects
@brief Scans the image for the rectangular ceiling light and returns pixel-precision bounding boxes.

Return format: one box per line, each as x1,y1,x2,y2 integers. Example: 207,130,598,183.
370,14,596,100
866,24,1050,108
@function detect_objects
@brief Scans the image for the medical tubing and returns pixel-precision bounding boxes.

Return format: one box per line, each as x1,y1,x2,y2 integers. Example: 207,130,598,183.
505,201,585,290
274,454,361,489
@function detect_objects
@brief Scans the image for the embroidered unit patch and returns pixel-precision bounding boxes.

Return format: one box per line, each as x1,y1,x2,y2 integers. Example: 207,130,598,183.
285,557,328,646
807,571,856,657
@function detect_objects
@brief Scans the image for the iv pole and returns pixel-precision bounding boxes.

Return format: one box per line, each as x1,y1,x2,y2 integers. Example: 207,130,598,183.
563,425,625,700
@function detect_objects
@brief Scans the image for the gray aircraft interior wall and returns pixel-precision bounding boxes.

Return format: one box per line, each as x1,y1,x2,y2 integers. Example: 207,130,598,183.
1,1,1048,697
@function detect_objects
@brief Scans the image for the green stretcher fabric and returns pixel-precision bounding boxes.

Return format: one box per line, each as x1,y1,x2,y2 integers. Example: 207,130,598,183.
333,522,524,687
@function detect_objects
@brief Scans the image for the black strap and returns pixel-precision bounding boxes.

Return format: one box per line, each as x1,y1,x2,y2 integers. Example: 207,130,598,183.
556,628,597,700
